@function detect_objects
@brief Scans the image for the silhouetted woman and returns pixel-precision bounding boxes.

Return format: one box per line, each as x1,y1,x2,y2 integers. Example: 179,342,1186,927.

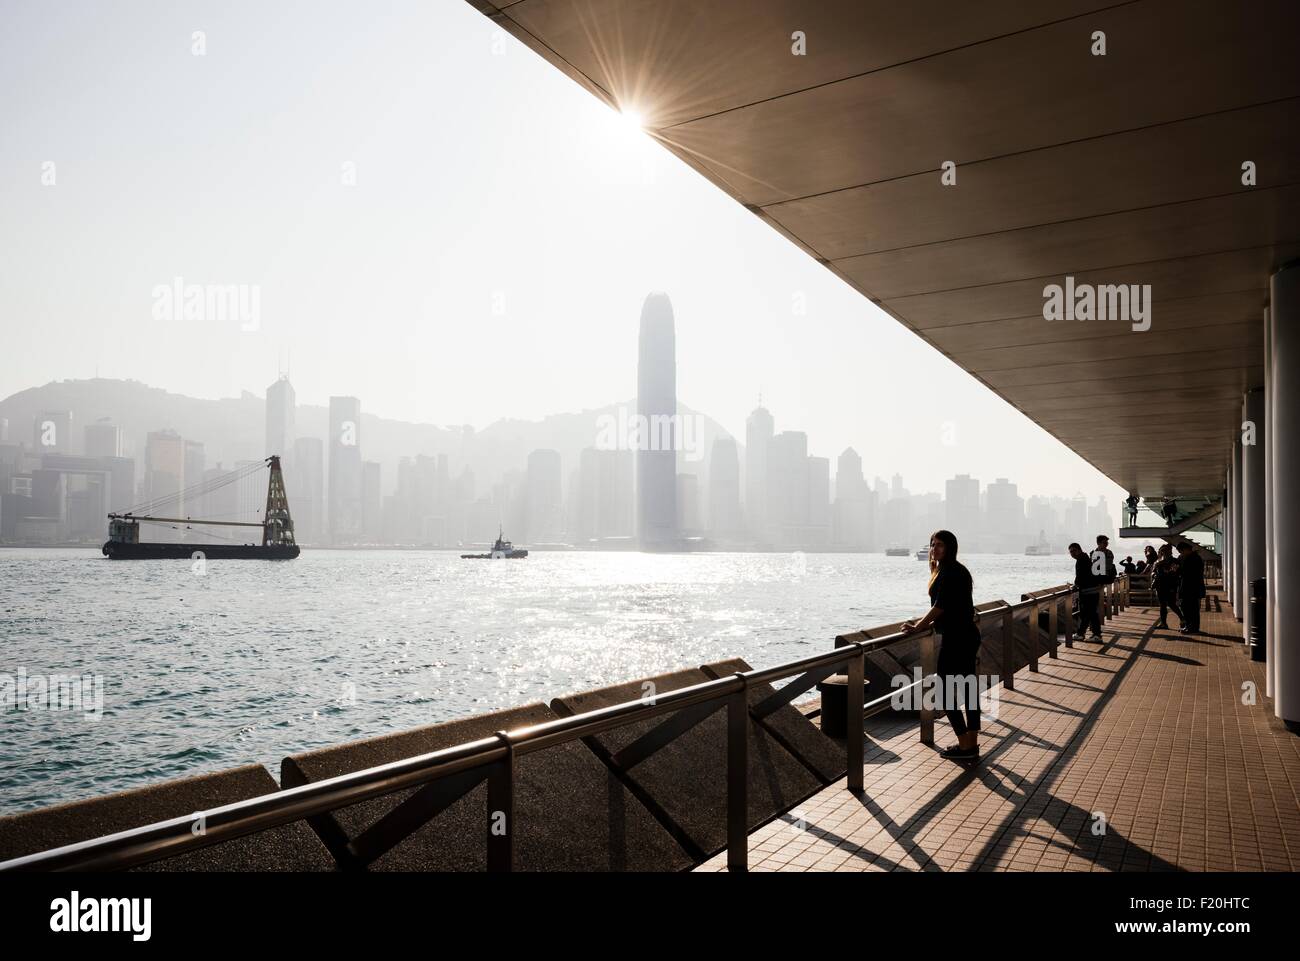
902,530,981,762
1151,543,1183,630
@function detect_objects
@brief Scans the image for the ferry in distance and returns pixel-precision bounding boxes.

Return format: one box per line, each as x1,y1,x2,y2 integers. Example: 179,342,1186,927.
884,547,910,557
461,528,528,559
1025,530,1054,556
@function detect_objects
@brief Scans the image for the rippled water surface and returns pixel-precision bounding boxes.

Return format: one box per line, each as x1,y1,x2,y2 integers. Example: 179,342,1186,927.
0,548,1075,813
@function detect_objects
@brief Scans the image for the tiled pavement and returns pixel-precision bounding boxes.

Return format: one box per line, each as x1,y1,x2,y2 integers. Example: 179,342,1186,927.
696,589,1300,872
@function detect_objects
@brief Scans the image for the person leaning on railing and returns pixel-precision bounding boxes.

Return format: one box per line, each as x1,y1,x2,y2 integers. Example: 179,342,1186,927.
902,529,982,763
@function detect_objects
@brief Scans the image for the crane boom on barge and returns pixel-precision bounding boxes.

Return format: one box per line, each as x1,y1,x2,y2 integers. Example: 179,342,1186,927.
102,455,299,560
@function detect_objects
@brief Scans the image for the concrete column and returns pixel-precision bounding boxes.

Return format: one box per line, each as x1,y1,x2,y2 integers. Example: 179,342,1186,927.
1232,437,1244,621
1270,261,1300,729
1242,387,1266,649
1265,307,1276,695
1225,457,1234,610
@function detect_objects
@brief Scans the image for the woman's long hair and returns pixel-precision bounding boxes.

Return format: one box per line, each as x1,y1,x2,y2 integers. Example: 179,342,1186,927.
927,529,960,589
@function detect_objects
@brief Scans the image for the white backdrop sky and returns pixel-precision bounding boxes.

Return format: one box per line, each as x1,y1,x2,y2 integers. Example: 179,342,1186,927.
1,0,1129,510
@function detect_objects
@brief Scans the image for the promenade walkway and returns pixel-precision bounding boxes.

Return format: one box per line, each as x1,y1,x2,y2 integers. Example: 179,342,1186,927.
697,589,1300,872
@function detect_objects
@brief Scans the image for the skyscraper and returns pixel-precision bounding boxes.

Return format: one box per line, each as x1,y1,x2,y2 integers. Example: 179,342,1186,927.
84,419,122,459
676,473,700,534
328,396,362,543
768,430,809,548
833,447,872,549
986,477,1025,553
807,455,831,546
265,375,295,459
636,292,677,549
745,404,773,542
362,461,382,542
945,474,982,545
144,430,184,506
575,447,633,544
526,449,562,543
182,440,205,518
292,436,323,545
706,437,742,541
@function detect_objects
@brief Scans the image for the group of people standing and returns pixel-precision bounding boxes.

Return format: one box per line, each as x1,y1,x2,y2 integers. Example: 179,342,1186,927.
1145,542,1206,633
1125,492,1182,529
899,528,1208,769
1071,536,1205,637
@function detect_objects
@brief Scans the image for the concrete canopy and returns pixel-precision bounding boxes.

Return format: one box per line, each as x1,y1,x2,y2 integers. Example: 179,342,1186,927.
468,0,1300,498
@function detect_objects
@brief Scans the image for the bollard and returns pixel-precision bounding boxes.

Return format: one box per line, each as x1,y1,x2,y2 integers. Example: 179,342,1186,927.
847,651,865,790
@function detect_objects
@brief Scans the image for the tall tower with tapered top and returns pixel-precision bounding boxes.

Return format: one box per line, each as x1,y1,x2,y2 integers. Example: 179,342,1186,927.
636,292,677,549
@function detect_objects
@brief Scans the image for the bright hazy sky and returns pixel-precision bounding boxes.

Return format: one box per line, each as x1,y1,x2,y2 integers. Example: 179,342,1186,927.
1,0,1126,508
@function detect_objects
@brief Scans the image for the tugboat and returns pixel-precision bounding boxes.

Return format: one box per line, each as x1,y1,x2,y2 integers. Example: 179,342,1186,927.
461,527,528,559
102,455,299,560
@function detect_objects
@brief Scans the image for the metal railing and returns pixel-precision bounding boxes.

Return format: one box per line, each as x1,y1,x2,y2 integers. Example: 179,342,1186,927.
0,575,1128,874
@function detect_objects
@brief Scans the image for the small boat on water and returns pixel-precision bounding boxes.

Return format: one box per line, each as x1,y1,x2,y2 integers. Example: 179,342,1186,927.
1025,529,1054,556
915,546,930,560
884,546,910,557
461,528,528,559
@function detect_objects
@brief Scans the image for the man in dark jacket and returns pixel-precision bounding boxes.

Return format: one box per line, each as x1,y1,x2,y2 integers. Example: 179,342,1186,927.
1070,542,1102,640
1095,535,1117,583
1176,542,1205,634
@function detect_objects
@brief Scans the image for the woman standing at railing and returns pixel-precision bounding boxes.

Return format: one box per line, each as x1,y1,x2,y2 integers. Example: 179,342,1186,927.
901,529,981,762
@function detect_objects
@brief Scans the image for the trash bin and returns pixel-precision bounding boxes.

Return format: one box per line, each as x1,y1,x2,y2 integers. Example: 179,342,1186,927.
1249,578,1267,663
815,674,870,738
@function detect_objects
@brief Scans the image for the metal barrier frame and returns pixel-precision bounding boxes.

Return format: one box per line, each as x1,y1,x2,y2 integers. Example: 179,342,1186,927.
0,577,1124,874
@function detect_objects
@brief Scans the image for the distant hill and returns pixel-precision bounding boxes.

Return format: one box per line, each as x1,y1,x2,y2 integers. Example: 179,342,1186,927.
0,379,738,493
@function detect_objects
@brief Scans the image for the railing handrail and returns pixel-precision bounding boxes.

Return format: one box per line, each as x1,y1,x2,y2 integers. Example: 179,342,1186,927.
0,577,1112,873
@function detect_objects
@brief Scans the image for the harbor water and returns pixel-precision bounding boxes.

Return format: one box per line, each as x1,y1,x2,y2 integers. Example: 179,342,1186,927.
0,548,1077,814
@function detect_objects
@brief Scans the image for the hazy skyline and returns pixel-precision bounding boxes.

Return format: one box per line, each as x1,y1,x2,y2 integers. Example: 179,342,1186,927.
1,0,1132,507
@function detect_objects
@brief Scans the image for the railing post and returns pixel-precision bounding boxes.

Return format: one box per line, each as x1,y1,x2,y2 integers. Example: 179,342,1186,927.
1001,605,1015,690
726,678,749,873
486,732,514,873
1048,592,1059,659
1065,589,1075,648
847,646,865,790
918,632,937,746
1029,598,1041,672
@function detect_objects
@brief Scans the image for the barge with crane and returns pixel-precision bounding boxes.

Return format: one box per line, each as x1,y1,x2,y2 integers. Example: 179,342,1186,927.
102,455,299,560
